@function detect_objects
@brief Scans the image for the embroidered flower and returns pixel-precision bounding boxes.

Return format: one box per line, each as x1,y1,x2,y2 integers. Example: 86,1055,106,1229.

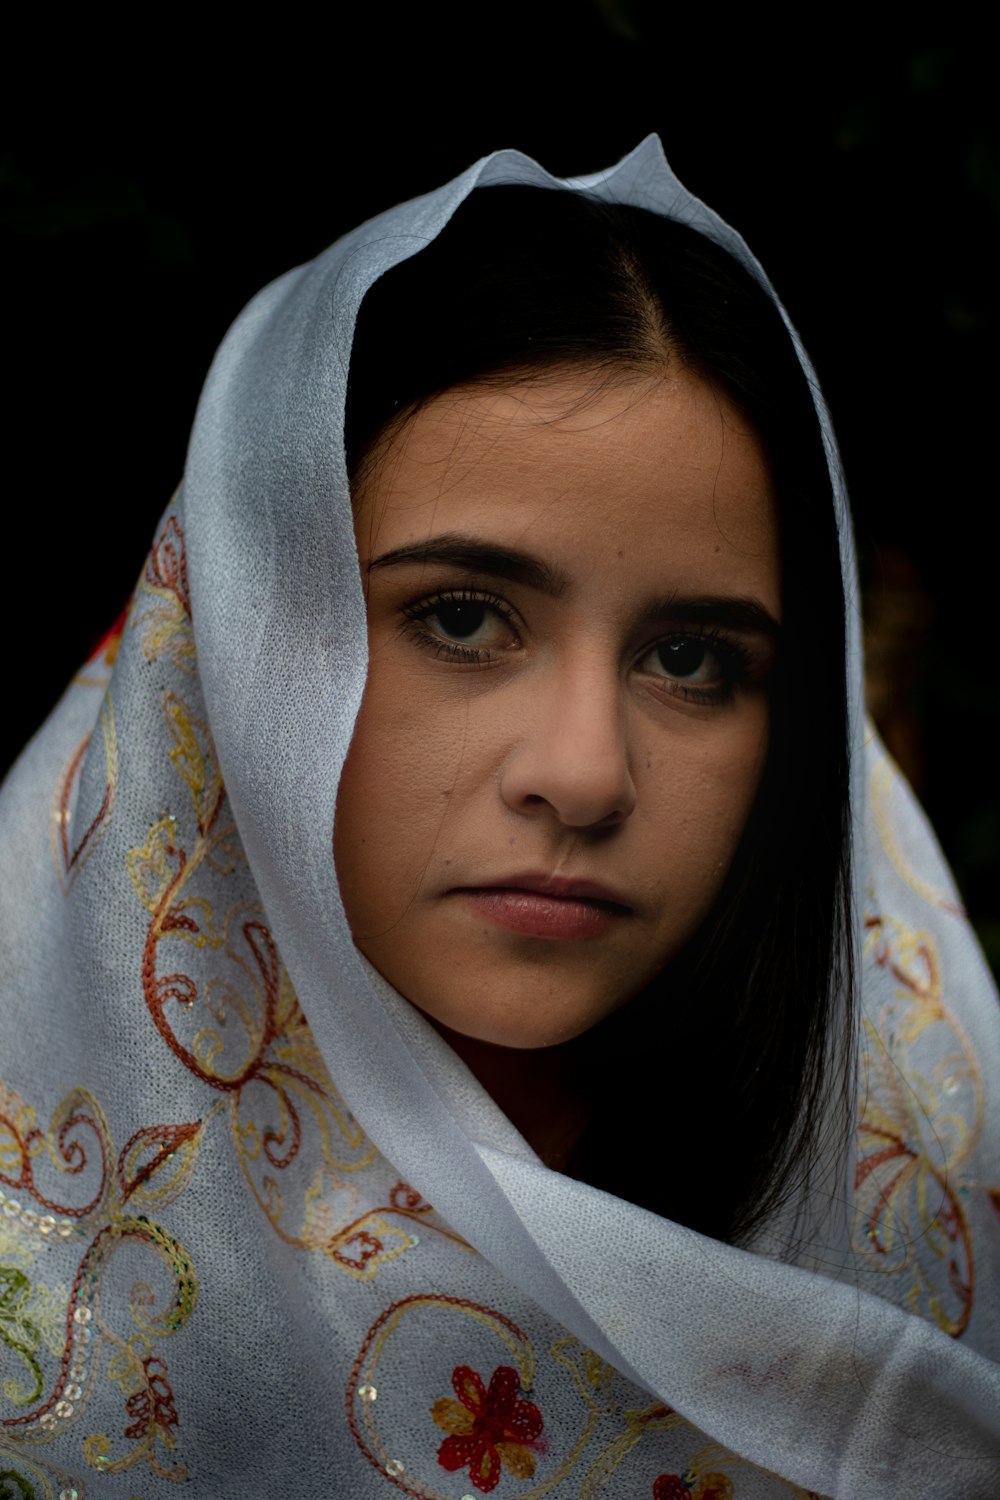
433,1363,543,1493
653,1472,734,1500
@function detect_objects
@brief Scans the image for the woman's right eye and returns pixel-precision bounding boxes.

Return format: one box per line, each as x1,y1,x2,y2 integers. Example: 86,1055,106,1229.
431,599,495,642
403,590,521,660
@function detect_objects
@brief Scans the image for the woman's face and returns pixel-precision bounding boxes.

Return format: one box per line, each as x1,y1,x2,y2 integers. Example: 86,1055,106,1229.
335,369,781,1049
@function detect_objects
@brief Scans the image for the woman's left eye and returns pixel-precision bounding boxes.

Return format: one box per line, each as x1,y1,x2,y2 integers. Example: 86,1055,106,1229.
638,633,743,699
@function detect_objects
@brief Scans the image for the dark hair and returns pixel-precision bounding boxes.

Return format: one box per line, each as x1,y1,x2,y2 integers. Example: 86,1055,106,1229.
345,186,853,1247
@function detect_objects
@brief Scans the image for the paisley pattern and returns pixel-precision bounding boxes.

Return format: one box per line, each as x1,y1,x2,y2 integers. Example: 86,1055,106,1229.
0,1082,195,1486
50,695,117,896
851,755,1000,1346
1,507,998,1495
855,913,979,1333
8,77,1000,1470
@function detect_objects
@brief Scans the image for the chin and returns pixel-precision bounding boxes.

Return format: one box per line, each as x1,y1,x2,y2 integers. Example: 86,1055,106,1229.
415,993,620,1053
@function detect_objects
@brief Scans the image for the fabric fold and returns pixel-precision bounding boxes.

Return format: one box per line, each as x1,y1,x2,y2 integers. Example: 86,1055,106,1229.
1,138,997,1498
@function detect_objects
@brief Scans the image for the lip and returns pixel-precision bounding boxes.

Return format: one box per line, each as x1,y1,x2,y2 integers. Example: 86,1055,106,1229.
472,871,633,907
451,871,633,941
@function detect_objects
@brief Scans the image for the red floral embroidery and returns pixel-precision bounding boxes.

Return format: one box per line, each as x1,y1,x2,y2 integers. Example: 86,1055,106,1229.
146,515,191,618
653,1480,690,1500
389,1181,432,1213
332,1230,384,1271
433,1364,543,1493
124,1356,180,1445
653,1472,733,1500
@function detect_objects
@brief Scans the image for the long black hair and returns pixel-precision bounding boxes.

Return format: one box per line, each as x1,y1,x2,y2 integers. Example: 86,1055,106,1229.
345,185,853,1247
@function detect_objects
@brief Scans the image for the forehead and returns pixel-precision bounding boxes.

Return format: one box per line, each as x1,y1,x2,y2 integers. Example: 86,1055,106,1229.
354,370,779,608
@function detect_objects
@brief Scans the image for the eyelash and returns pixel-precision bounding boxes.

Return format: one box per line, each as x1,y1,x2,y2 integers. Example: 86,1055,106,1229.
401,588,518,666
400,589,754,704
641,627,753,706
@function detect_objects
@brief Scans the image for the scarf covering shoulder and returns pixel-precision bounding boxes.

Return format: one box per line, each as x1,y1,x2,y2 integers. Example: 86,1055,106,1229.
1,139,998,1499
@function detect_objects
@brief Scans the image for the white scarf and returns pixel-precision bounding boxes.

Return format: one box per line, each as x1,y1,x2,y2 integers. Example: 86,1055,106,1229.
1,138,998,1500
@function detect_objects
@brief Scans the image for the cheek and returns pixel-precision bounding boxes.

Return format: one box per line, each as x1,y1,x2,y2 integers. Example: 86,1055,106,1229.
333,673,488,923
643,709,770,902
705,720,770,841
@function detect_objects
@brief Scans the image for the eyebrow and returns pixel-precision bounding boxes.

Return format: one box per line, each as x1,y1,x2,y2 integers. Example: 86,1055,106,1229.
368,536,568,596
651,597,782,638
368,534,781,637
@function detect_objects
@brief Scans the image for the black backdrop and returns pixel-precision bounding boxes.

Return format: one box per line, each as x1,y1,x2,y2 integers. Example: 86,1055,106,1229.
5,12,998,963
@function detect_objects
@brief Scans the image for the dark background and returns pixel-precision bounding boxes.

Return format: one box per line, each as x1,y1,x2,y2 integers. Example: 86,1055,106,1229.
4,11,998,964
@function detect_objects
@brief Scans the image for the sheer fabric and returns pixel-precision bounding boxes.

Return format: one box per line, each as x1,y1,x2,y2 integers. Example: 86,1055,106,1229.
1,139,998,1498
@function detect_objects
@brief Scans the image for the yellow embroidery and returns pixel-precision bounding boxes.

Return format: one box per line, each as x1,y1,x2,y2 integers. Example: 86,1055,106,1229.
0,1084,197,1484
127,817,182,915
870,755,963,914
857,913,982,1334
351,1297,597,1499
134,516,195,676
50,694,118,895
162,693,223,837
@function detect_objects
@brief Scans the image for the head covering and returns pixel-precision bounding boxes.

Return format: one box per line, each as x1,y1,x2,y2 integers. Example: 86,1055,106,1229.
2,139,999,1499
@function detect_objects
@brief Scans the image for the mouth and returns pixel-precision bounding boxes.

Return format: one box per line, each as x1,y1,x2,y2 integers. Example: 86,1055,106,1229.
451,872,632,941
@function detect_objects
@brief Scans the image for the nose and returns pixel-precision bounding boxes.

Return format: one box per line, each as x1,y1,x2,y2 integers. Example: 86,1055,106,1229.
498,662,637,829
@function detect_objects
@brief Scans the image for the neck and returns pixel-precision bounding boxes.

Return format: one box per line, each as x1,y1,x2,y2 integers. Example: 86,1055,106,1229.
429,1021,592,1173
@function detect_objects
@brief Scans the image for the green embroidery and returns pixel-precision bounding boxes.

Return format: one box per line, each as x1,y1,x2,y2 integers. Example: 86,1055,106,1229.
0,1268,43,1407
0,1468,34,1498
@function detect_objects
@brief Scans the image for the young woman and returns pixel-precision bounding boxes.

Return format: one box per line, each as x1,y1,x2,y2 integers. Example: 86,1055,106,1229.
0,140,997,1498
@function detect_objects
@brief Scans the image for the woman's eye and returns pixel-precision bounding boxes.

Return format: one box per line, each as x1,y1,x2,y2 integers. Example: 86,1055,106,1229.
638,633,742,699
652,637,718,683
432,600,495,643
405,592,520,657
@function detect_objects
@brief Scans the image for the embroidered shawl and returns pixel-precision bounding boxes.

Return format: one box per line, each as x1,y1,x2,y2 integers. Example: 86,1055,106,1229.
1,139,998,1500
